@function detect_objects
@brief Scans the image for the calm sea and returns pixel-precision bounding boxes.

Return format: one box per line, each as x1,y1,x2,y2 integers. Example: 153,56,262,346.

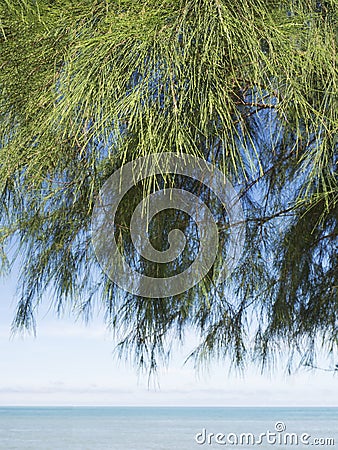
0,407,337,449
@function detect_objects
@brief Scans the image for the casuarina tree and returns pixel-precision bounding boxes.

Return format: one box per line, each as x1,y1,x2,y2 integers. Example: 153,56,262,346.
0,0,337,373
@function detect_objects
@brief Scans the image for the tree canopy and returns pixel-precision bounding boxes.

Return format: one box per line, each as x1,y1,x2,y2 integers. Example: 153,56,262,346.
0,0,337,373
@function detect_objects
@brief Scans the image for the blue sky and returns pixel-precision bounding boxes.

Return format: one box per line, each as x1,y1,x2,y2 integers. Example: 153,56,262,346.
1,263,337,406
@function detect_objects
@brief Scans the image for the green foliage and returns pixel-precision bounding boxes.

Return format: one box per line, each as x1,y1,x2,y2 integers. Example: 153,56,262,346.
0,0,337,373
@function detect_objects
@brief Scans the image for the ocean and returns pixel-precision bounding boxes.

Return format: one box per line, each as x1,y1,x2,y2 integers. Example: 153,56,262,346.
0,407,337,449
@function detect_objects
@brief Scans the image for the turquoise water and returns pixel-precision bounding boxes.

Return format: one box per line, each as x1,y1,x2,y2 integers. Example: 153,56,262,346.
0,407,337,449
